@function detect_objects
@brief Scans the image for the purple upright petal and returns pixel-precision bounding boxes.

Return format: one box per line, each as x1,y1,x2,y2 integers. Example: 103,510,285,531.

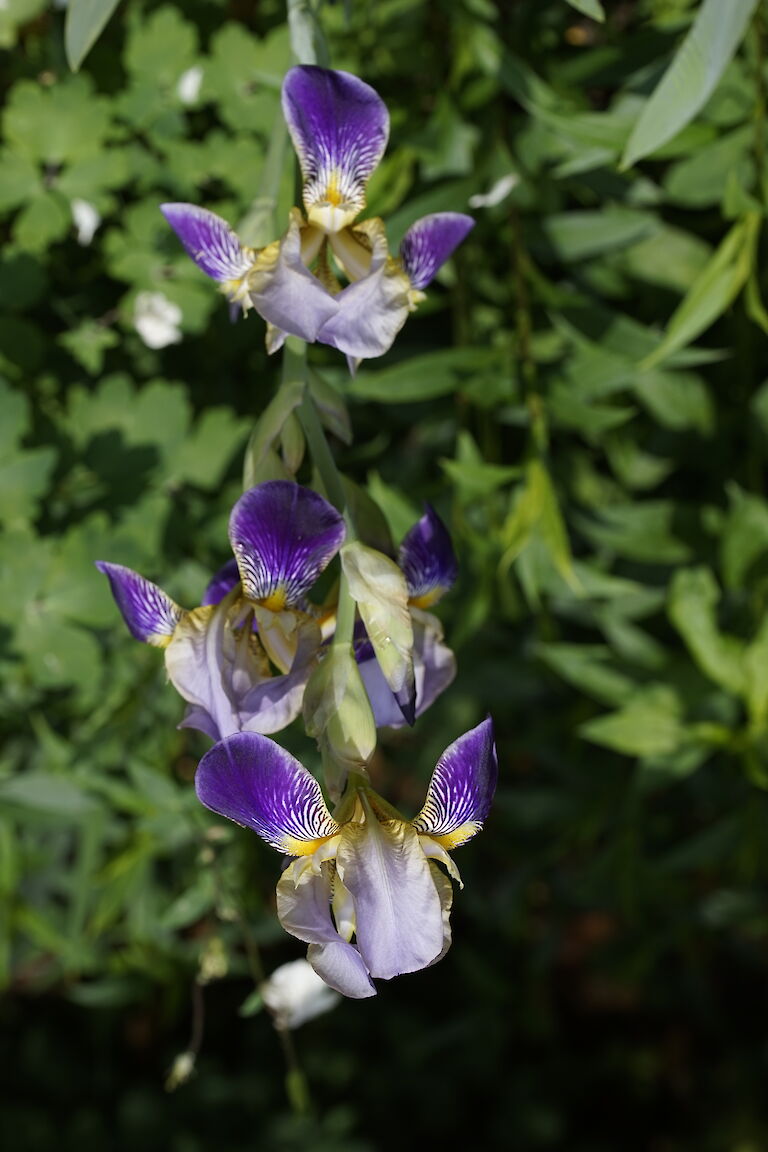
195,731,339,854
202,558,241,607
336,799,445,980
229,481,345,607
412,717,497,849
399,505,458,607
95,561,181,646
276,868,376,998
282,66,389,232
400,213,474,290
161,203,253,284
248,211,339,343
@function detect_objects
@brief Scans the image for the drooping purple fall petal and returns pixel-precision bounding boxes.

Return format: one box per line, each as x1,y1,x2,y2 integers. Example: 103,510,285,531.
399,505,458,607
229,481,345,607
195,731,339,854
95,561,182,646
412,717,498,849
282,66,389,232
400,213,474,290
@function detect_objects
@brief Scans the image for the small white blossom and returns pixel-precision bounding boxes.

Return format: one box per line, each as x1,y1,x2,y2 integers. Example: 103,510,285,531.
262,959,340,1029
133,291,182,349
177,66,203,106
71,199,101,246
469,172,520,209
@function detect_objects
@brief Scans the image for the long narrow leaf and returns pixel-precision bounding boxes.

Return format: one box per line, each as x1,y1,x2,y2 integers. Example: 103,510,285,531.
621,0,760,168
65,0,123,71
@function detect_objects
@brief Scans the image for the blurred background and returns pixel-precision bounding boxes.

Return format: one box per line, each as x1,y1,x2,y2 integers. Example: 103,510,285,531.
3,0,768,1148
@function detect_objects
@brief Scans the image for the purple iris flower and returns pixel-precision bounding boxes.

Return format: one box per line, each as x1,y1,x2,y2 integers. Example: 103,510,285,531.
195,718,497,998
161,67,474,367
356,505,458,727
96,482,345,740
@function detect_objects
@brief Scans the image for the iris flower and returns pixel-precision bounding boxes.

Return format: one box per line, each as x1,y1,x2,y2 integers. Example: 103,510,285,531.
96,481,345,739
356,504,458,727
195,718,497,997
161,66,474,365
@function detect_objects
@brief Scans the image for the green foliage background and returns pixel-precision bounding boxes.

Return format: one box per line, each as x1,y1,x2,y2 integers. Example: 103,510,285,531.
4,0,768,1148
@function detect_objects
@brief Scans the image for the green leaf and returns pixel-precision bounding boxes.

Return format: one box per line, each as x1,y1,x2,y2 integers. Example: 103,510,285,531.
580,685,686,758
0,772,99,818
349,348,506,404
668,567,746,696
640,217,754,370
238,989,264,1018
65,0,123,71
536,643,634,706
622,0,760,168
720,486,768,589
242,381,305,490
59,321,119,375
564,0,605,20
539,209,656,263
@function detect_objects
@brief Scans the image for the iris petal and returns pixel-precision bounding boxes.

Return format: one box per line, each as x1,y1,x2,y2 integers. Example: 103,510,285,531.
357,611,456,728
318,219,411,360
399,505,458,608
282,66,389,233
95,561,182,647
202,558,241,607
412,717,498,849
196,731,339,855
400,212,475,290
276,866,376,998
336,797,445,979
229,481,345,607
165,600,266,741
248,210,339,343
161,203,254,285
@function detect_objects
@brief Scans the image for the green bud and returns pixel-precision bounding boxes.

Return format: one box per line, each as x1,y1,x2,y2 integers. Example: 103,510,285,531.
340,541,415,709
303,644,376,800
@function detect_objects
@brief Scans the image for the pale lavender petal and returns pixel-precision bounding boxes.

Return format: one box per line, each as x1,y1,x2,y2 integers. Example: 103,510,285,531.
282,66,389,231
413,717,497,848
238,624,320,735
202,558,241,607
195,731,338,853
248,210,338,343
229,481,345,607
357,613,455,728
399,505,458,607
95,561,181,646
336,800,444,979
318,219,411,359
165,603,254,741
400,213,474,290
276,868,376,998
161,203,253,283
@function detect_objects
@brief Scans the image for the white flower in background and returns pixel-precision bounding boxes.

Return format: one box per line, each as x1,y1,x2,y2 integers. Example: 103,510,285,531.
468,172,519,209
71,199,101,246
133,291,182,349
177,66,203,106
262,959,340,1029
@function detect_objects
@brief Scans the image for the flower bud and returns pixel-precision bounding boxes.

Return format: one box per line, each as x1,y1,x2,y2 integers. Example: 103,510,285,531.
303,644,376,798
340,541,416,724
